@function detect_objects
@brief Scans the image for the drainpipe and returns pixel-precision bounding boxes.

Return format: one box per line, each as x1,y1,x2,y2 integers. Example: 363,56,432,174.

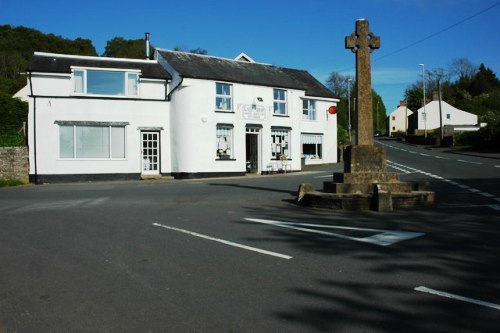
28,70,38,184
167,76,183,101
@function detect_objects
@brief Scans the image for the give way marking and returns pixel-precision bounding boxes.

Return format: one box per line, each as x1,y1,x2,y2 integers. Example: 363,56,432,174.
245,218,425,247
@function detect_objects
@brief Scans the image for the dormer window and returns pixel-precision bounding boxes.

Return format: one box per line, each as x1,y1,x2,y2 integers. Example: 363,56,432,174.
73,68,139,97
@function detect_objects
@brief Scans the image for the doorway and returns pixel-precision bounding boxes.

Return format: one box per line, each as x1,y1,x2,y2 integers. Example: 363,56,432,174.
141,131,160,176
246,127,260,173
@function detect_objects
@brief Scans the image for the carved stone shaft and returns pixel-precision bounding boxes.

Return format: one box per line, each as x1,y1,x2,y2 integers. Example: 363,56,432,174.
345,19,380,146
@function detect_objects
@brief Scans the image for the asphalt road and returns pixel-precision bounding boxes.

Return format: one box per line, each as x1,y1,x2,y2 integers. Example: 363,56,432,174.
1,141,499,332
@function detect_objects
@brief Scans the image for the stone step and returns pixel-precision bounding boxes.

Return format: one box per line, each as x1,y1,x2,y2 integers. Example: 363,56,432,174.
333,172,400,184
323,181,413,194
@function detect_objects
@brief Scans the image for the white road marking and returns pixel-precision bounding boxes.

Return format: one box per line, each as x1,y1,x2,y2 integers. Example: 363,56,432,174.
415,286,500,311
245,218,425,247
435,156,450,160
458,159,482,165
386,160,499,207
420,153,430,156
495,165,500,168
315,175,334,179
152,223,292,260
487,204,500,211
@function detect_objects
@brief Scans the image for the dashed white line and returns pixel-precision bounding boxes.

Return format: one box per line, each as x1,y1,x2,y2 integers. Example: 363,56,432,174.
458,159,482,165
386,160,498,208
152,223,292,260
420,153,430,157
415,286,500,311
435,156,450,160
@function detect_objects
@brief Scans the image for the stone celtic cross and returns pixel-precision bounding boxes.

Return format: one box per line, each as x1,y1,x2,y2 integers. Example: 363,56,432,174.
345,19,380,146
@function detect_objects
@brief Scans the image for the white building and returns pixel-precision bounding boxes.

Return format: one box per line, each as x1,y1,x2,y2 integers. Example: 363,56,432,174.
27,50,339,183
415,94,478,132
387,101,413,136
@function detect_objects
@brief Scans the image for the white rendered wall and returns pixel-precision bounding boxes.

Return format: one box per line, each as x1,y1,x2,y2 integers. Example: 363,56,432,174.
417,101,478,130
28,74,170,176
170,78,338,174
389,106,413,135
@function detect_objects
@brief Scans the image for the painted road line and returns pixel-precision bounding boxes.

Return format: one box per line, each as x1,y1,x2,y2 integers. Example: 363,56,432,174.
488,204,500,211
386,160,499,208
245,218,425,247
435,156,450,160
415,286,500,311
152,223,292,260
420,153,430,156
315,175,334,179
458,159,482,165
495,165,500,168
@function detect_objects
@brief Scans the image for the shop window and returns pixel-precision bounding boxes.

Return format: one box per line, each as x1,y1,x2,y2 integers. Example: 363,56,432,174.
271,129,290,159
302,134,322,160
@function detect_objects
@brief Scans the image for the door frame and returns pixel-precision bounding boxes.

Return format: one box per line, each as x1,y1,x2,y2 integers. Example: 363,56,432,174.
141,130,160,176
245,126,261,174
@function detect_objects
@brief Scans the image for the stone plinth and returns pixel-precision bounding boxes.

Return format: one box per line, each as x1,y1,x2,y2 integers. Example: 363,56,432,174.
296,145,435,211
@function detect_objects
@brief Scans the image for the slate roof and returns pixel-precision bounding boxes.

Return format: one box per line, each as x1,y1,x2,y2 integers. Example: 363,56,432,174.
28,53,171,80
156,49,337,99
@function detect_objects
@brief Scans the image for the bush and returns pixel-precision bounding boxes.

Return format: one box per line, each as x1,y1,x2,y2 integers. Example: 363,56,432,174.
0,93,28,147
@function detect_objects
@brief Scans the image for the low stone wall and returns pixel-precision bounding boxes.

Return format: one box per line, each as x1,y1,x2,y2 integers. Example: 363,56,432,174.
0,147,29,183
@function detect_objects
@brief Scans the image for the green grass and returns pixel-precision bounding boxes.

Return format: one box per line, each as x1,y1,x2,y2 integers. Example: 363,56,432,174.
0,179,26,187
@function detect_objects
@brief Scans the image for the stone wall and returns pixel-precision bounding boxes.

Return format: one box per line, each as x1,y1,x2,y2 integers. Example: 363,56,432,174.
0,147,29,183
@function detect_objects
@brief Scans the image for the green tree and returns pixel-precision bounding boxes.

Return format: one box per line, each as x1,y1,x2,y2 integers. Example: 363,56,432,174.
102,37,154,59
0,25,96,95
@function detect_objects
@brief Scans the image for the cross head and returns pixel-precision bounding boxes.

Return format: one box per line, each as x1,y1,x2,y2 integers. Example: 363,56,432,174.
346,19,380,53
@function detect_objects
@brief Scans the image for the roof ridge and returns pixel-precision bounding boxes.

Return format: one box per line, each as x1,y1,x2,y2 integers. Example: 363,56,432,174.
33,52,158,64
155,48,273,66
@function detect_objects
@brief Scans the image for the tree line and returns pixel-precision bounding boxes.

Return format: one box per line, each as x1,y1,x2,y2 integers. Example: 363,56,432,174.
404,58,500,149
0,25,207,146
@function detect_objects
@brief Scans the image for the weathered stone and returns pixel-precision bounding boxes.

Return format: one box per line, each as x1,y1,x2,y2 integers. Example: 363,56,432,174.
344,145,386,173
374,184,393,212
297,183,315,204
0,147,29,183
296,19,434,211
346,19,380,146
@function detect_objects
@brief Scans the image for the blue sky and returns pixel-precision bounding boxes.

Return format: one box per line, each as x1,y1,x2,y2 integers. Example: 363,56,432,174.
1,0,499,113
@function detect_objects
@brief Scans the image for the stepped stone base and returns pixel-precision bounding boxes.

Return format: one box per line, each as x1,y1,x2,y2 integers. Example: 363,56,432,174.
297,145,435,211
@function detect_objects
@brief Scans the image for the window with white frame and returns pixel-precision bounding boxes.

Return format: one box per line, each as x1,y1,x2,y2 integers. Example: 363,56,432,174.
271,128,290,159
216,125,233,159
215,83,232,111
59,124,126,159
302,134,322,160
73,69,139,97
302,99,316,120
273,89,287,115
446,113,451,120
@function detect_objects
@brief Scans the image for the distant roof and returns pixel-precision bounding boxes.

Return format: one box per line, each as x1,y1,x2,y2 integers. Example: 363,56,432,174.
28,52,171,80
156,49,337,99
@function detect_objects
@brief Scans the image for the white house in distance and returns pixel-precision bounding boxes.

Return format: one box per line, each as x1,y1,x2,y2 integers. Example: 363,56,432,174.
414,93,478,132
26,50,339,183
387,101,413,136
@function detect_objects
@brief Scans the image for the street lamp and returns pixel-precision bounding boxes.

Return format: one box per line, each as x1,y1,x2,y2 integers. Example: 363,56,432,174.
419,64,427,140
347,78,352,143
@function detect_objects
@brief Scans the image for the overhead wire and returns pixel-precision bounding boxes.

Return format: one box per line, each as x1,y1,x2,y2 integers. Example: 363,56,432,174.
335,1,500,73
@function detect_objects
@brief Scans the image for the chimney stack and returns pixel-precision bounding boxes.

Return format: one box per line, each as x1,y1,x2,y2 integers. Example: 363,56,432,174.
145,32,150,60
432,91,439,101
